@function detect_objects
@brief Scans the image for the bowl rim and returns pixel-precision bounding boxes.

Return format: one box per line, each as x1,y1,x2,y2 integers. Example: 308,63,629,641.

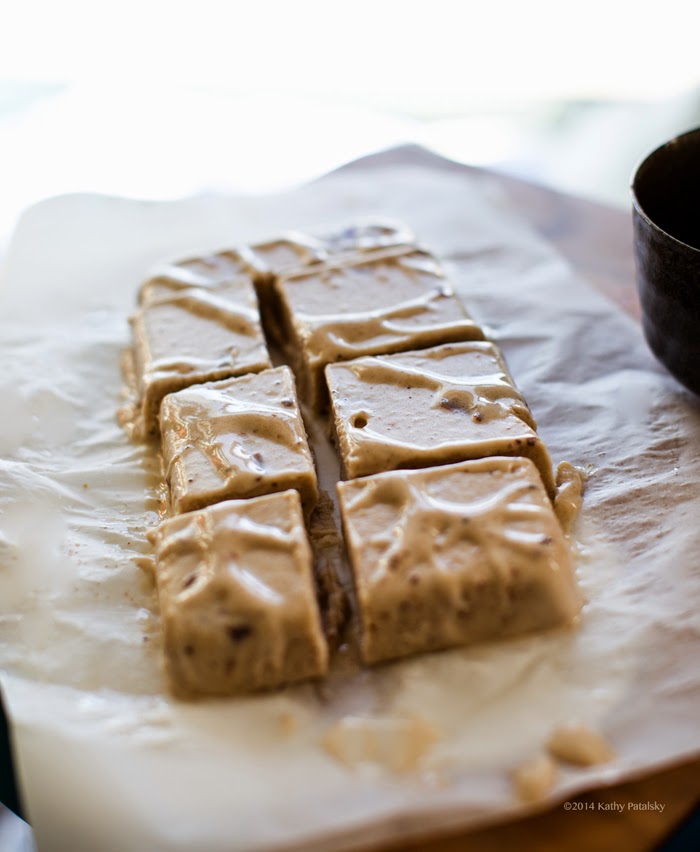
630,125,700,255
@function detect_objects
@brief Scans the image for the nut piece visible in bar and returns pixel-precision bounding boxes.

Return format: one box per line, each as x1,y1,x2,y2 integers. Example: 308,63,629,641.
337,457,581,666
273,249,484,410
327,341,555,494
128,251,271,439
151,490,329,697
160,366,318,517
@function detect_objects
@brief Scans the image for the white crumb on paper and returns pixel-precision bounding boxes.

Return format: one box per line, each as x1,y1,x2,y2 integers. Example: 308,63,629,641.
547,722,616,767
511,754,558,804
322,715,440,774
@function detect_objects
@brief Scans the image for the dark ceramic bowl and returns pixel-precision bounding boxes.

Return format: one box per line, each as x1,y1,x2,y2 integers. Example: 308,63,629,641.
631,127,700,396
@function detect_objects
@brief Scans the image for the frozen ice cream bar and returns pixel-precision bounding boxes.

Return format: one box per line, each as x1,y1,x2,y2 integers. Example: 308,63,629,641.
160,366,318,517
139,249,258,305
247,219,417,285
326,340,555,494
141,222,416,307
248,221,418,344
242,233,327,280
273,249,485,410
337,457,580,665
151,490,329,697
127,274,271,439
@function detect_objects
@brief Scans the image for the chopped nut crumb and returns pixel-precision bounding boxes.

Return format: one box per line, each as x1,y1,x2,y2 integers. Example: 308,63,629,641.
512,754,557,803
547,722,615,766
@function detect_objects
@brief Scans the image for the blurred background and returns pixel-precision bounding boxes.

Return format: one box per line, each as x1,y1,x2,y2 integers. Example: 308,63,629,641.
1,0,699,248
1,3,700,848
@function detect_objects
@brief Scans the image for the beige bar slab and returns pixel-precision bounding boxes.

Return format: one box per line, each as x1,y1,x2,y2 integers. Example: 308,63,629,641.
326,340,555,494
127,256,271,439
150,490,329,697
337,457,581,666
139,249,258,304
273,249,484,410
249,220,417,347
160,366,318,517
247,219,417,284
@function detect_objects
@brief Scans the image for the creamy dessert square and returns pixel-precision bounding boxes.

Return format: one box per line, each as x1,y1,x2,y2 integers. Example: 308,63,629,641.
247,219,417,286
242,233,328,284
273,249,485,410
139,249,258,305
249,222,417,346
326,340,555,494
337,457,581,665
151,490,329,697
140,222,416,308
160,366,318,516
128,277,271,439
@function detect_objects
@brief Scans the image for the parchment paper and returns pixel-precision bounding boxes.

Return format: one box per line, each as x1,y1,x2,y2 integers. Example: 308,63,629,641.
1,147,700,852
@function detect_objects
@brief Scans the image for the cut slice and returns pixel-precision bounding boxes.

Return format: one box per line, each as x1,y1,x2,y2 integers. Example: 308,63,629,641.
248,218,417,295
127,268,270,439
273,249,484,410
337,457,581,665
326,341,554,494
160,366,318,517
151,490,329,697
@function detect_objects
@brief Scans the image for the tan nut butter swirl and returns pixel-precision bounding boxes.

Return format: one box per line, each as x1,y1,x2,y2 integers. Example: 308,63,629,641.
160,368,317,515
338,458,580,664
303,286,477,357
345,475,553,608
132,288,263,387
163,392,302,482
154,492,327,695
346,357,536,432
142,251,254,298
327,343,554,489
160,507,291,681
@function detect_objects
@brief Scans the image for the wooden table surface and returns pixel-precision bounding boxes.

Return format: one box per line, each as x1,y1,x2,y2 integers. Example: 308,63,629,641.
372,165,700,852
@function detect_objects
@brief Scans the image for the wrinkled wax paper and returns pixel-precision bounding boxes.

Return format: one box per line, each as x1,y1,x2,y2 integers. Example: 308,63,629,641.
1,147,700,852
